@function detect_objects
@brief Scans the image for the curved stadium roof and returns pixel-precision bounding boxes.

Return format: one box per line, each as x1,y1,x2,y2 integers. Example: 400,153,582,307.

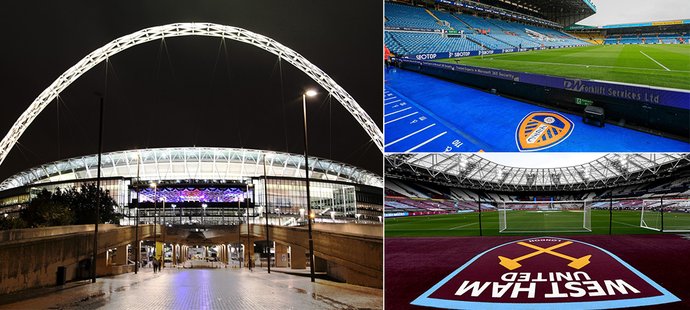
0,147,383,190
387,153,690,191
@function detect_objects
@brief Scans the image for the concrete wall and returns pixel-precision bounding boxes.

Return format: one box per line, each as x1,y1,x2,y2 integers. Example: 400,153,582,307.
0,224,160,295
0,224,120,242
250,224,383,288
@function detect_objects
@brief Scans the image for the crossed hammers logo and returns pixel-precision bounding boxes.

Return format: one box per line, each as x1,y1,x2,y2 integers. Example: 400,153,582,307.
498,241,591,271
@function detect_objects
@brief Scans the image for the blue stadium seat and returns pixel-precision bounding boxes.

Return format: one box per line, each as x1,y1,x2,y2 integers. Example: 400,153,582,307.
384,2,590,55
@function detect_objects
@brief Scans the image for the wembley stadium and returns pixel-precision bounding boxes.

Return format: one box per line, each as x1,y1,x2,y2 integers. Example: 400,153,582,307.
384,152,690,309
384,0,690,153
0,147,383,226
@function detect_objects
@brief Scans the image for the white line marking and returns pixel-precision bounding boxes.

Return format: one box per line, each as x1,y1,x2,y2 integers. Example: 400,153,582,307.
449,222,478,230
385,123,436,147
385,112,418,124
471,57,686,73
405,131,447,152
639,51,671,71
384,107,412,117
612,220,640,228
384,99,401,106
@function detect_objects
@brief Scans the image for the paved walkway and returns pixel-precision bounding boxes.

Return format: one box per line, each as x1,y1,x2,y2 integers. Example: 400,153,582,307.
0,267,382,309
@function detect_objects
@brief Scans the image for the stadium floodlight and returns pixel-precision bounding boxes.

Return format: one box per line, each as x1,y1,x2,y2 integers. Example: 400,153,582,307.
0,23,384,170
305,89,318,97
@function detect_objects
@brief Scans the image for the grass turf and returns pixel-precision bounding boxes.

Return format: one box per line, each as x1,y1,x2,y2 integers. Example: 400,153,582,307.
435,44,690,90
384,210,690,237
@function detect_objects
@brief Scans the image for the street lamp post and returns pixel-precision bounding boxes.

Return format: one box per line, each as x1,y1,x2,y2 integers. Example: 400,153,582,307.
91,94,104,284
150,182,157,260
302,89,317,282
237,199,241,268
246,183,254,271
263,155,271,274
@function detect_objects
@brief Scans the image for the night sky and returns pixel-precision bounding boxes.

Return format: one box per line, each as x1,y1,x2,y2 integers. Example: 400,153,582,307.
0,0,383,182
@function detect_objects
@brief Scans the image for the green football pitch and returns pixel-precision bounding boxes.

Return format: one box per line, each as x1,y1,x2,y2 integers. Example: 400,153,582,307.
385,210,690,237
435,44,690,90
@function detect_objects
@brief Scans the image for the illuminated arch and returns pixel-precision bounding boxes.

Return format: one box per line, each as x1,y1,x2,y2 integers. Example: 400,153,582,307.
0,23,383,168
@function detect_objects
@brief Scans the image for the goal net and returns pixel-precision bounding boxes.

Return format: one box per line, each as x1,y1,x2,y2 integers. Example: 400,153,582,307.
640,197,690,232
498,200,591,233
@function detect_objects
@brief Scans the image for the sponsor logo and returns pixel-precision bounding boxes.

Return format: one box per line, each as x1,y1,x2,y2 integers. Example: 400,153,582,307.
411,237,679,309
502,49,516,53
515,112,573,151
450,51,472,58
479,50,494,55
415,53,438,60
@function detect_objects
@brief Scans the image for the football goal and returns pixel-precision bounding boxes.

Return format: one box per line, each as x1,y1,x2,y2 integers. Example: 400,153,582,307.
640,197,690,233
498,200,591,233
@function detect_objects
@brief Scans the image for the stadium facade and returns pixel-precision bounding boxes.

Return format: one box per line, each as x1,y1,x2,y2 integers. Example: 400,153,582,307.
0,147,384,225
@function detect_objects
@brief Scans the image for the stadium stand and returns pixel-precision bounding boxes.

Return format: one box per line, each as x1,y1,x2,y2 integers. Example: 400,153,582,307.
565,19,690,46
569,31,605,44
384,1,589,56
385,159,690,215
385,2,446,30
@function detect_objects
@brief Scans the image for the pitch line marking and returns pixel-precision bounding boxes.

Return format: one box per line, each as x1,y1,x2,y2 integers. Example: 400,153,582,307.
473,57,686,73
405,131,447,152
385,112,418,124
384,99,402,106
385,123,436,147
384,107,412,117
639,51,671,71
449,222,478,230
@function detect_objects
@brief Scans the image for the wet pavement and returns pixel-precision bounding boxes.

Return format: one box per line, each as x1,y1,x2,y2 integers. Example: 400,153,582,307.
0,266,382,309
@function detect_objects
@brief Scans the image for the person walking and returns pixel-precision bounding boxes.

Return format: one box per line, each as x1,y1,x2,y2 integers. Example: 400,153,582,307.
152,257,159,273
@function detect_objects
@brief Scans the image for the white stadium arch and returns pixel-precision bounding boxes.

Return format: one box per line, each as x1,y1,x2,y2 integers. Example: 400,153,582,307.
0,22,384,168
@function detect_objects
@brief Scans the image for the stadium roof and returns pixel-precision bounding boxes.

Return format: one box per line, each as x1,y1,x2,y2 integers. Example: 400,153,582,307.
601,18,690,29
0,147,383,191
442,0,596,27
386,153,690,191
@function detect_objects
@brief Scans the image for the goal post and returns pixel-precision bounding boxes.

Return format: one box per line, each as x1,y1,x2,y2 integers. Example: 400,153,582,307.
498,200,591,233
640,197,690,233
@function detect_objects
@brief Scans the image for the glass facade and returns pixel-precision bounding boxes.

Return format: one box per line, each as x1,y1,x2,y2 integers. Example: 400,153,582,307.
256,178,358,219
124,177,382,226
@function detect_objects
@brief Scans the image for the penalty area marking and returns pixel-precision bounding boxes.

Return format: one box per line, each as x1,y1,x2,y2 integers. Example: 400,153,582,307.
639,51,671,71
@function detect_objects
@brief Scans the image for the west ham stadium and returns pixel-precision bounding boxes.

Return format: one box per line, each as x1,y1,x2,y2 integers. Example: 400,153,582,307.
384,153,690,309
384,0,690,152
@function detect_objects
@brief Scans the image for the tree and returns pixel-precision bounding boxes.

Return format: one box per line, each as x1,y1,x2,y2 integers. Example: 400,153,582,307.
20,189,74,227
17,184,122,228
0,215,27,230
69,184,122,225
